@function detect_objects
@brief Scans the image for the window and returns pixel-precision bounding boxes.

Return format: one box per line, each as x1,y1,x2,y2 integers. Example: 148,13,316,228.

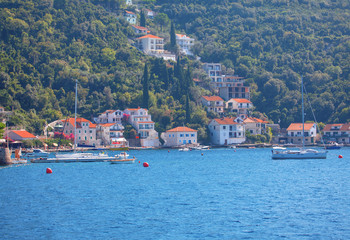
180,134,184,137
191,134,195,137
223,126,226,130
185,134,189,137
169,134,171,137
79,130,81,133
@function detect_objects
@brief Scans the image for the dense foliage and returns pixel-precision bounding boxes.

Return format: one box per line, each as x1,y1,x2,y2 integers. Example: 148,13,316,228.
158,0,350,125
0,0,349,140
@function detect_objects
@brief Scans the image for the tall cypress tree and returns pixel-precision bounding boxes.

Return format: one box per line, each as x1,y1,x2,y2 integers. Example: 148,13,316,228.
185,94,191,124
170,22,176,47
142,63,149,109
140,10,146,27
163,63,169,90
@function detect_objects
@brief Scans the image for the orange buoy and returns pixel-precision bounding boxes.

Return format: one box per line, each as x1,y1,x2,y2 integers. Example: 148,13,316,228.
339,155,343,159
46,168,53,174
143,162,149,167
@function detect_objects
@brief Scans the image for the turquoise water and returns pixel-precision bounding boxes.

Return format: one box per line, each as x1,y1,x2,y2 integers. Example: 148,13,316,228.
1,148,350,239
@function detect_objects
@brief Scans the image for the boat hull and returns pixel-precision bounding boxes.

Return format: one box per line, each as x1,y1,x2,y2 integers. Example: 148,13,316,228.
272,151,327,160
31,156,116,163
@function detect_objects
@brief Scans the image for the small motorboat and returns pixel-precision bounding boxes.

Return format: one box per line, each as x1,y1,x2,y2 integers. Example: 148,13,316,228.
24,149,50,159
179,148,190,152
116,152,130,159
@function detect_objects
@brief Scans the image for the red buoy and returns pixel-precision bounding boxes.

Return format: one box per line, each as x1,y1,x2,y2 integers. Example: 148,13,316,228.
339,155,343,159
46,168,53,174
143,162,149,167
139,161,140,163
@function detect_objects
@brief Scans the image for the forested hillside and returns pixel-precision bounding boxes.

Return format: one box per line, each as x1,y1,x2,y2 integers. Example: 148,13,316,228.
157,0,350,126
0,0,349,137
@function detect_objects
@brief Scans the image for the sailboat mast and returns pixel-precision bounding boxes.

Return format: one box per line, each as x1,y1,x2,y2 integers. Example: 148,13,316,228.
301,76,305,149
74,80,77,152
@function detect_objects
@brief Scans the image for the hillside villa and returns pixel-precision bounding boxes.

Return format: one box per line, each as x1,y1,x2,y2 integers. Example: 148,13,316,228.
201,96,224,114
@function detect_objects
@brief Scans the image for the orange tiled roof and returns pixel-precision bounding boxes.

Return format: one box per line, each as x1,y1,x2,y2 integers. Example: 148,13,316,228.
244,117,268,124
287,123,315,131
12,130,36,138
323,123,343,131
340,123,350,131
232,98,252,104
100,123,115,127
167,127,197,132
214,117,238,125
133,25,148,30
137,34,163,40
125,10,136,15
138,121,154,124
202,96,224,102
125,107,145,111
62,118,92,127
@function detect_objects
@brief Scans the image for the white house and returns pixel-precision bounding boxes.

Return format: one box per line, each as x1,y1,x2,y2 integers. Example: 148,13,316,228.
161,126,197,147
243,117,269,135
132,25,148,35
323,123,350,144
145,9,155,19
176,34,194,55
286,123,317,144
62,118,97,146
208,117,245,145
124,10,137,25
201,96,224,114
94,110,123,124
136,34,164,54
124,107,160,147
226,98,253,119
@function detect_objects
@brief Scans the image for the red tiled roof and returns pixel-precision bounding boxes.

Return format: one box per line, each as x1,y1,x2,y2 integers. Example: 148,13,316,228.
323,123,343,131
125,10,136,15
193,78,202,82
137,121,154,124
214,117,238,125
90,124,97,128
244,117,268,124
125,107,146,111
232,98,252,104
136,34,163,40
11,130,36,138
340,123,350,131
202,96,224,102
132,25,148,30
62,118,92,127
287,123,315,131
167,127,197,132
100,123,115,127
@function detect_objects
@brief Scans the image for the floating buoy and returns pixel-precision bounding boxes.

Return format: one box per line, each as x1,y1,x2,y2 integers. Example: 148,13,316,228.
201,153,203,156
46,168,53,174
338,155,343,159
168,150,170,153
143,162,149,167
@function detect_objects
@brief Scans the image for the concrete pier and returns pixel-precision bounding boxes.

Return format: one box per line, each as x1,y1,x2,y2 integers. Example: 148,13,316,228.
0,148,12,165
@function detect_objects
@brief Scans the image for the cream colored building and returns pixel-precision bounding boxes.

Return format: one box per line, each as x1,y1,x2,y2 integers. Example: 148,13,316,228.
201,96,224,114
161,127,197,147
136,34,164,54
62,118,97,146
243,117,269,135
287,123,317,144
226,98,253,119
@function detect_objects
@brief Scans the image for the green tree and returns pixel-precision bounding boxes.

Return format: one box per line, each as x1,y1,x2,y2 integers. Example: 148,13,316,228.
142,63,149,109
140,10,146,27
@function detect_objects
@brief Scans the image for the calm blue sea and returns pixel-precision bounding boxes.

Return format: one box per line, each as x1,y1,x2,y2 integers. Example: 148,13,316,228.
1,148,350,239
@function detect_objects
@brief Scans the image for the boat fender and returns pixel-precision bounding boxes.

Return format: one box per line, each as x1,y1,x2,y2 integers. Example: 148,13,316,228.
143,162,149,167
